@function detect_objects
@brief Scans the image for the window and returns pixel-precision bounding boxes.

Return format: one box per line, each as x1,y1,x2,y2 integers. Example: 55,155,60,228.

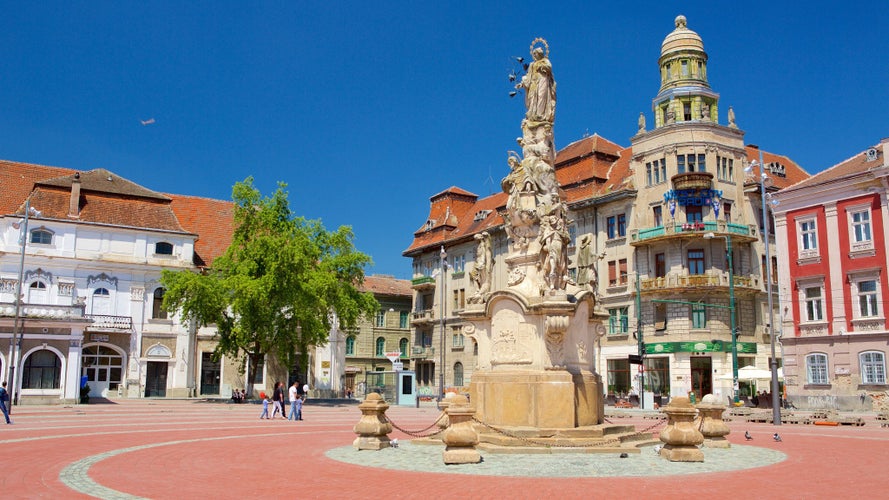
687,249,705,275
683,102,691,121
653,206,663,227
850,209,872,244
658,158,666,183
654,303,667,330
806,353,829,385
249,353,264,383
451,253,465,273
91,287,111,316
860,351,886,384
646,158,667,184
152,288,167,319
646,162,652,186
655,253,666,278
723,202,732,223
399,311,409,329
805,286,824,322
686,205,703,223
858,280,879,318
799,220,817,252
608,307,629,334
28,281,48,304
608,261,617,286
643,357,670,394
677,154,685,174
717,156,734,181
617,214,627,237
345,336,355,356
23,350,61,389
30,229,52,245
155,242,174,255
607,216,616,239
453,289,465,310
375,310,385,327
691,302,707,329
607,359,630,395
452,330,464,347
619,259,628,285
399,338,409,357
568,225,577,247
375,337,385,357
453,362,464,387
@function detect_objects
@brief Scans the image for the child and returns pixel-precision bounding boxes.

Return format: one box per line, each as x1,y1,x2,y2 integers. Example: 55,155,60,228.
259,397,270,419
294,395,303,421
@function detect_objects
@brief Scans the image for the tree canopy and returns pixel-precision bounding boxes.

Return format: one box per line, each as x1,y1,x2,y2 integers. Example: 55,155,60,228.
160,178,379,379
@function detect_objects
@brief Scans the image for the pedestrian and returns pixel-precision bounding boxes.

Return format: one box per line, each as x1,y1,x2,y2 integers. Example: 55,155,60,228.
288,381,299,421
0,381,12,424
295,394,303,421
277,382,287,419
271,382,284,419
259,396,270,419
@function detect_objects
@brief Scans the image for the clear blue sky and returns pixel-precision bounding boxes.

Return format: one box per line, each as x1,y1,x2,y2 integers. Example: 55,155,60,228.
2,2,886,279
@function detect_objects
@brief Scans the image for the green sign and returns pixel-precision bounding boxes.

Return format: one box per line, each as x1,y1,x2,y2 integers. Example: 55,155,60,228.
644,341,757,355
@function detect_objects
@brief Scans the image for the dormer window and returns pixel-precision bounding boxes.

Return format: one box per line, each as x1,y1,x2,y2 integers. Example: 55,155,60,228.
473,210,491,221
155,242,174,255
424,220,434,231
30,228,53,245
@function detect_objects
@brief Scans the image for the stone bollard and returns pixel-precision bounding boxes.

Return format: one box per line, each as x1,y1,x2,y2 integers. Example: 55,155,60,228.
436,392,458,431
352,393,392,450
441,394,481,464
659,396,704,462
696,394,731,448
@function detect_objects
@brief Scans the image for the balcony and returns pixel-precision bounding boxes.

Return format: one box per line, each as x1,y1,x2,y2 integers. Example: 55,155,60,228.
630,221,757,246
671,171,713,190
410,308,435,325
411,345,434,359
411,276,436,291
86,314,134,332
0,302,87,321
639,272,760,295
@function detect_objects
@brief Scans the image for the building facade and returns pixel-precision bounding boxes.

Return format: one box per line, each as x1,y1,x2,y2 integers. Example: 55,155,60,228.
404,15,809,403
0,161,298,403
773,138,889,410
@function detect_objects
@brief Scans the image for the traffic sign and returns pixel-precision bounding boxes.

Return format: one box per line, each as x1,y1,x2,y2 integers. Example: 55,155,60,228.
385,352,401,363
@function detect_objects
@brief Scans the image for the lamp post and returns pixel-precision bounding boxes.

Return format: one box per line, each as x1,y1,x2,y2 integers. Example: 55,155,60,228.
705,231,738,404
748,152,781,426
7,199,40,412
438,245,447,401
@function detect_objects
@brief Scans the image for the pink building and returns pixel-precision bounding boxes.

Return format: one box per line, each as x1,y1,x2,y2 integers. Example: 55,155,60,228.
773,138,889,410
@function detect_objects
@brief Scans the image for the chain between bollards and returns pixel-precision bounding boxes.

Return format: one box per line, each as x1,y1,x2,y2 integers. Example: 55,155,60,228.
386,411,448,438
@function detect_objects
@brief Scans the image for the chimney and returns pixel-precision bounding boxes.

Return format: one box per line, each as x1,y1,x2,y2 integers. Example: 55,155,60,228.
69,172,81,217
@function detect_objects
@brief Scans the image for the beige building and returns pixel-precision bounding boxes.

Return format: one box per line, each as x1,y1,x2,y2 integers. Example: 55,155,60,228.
404,15,809,404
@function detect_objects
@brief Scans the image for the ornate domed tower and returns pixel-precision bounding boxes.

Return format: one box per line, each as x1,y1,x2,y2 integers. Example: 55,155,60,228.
652,15,720,128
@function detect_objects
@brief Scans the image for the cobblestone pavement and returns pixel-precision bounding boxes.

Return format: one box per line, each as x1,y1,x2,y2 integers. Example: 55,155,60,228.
2,400,888,499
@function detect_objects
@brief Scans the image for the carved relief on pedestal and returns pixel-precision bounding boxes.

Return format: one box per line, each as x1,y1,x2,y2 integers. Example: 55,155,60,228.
544,315,569,368
577,340,588,364
507,267,526,286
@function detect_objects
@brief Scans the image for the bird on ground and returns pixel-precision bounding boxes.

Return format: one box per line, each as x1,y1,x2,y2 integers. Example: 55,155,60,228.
745,431,753,440
390,438,399,448
653,445,663,454
140,118,156,126
619,452,629,458
773,433,782,442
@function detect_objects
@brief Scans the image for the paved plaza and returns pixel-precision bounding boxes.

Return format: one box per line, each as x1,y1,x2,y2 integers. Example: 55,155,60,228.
1,399,888,499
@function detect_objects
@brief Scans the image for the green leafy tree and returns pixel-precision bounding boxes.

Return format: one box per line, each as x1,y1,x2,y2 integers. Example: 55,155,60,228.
161,178,378,391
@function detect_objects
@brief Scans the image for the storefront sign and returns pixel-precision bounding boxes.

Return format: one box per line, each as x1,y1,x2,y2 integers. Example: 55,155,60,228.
645,341,757,354
663,188,723,206
90,334,109,342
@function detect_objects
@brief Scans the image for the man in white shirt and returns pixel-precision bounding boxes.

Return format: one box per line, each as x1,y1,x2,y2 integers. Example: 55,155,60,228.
288,381,299,421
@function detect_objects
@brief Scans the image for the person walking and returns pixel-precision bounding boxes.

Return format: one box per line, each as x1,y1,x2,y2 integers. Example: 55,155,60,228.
288,381,299,421
259,396,270,419
271,382,284,419
0,381,12,424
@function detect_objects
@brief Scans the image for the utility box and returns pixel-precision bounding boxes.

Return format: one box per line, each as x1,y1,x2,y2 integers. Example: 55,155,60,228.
365,371,416,406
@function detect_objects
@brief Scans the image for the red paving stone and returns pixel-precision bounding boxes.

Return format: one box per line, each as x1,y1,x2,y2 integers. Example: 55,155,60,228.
2,400,888,499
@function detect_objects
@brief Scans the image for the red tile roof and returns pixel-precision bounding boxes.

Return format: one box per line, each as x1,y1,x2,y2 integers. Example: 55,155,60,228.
744,145,810,190
360,275,412,297
168,195,234,267
780,142,883,192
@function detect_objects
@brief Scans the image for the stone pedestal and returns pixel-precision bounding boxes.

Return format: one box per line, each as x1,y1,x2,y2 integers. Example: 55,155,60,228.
697,402,731,448
352,393,392,450
442,395,482,464
659,396,704,462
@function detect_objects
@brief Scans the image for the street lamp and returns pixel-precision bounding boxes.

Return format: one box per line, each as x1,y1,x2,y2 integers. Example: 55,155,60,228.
437,245,448,401
7,199,41,412
746,153,781,426
704,231,738,405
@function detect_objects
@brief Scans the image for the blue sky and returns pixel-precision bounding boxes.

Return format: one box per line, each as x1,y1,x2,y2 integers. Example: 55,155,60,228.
2,2,886,278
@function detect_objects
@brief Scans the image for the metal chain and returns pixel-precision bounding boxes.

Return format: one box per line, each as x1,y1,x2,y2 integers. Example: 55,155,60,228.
471,415,668,449
386,411,448,438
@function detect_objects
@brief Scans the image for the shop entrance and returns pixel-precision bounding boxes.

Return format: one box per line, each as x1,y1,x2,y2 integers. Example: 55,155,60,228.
690,356,712,401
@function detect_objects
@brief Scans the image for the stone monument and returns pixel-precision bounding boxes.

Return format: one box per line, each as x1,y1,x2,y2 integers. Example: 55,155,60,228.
461,39,608,440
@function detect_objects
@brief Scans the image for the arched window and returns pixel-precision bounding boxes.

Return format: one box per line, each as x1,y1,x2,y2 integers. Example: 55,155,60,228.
23,350,61,389
152,288,167,319
91,287,111,315
375,337,385,357
860,351,886,384
30,228,53,245
806,353,829,385
399,338,409,357
155,242,174,255
453,362,464,387
28,281,48,304
345,336,356,356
